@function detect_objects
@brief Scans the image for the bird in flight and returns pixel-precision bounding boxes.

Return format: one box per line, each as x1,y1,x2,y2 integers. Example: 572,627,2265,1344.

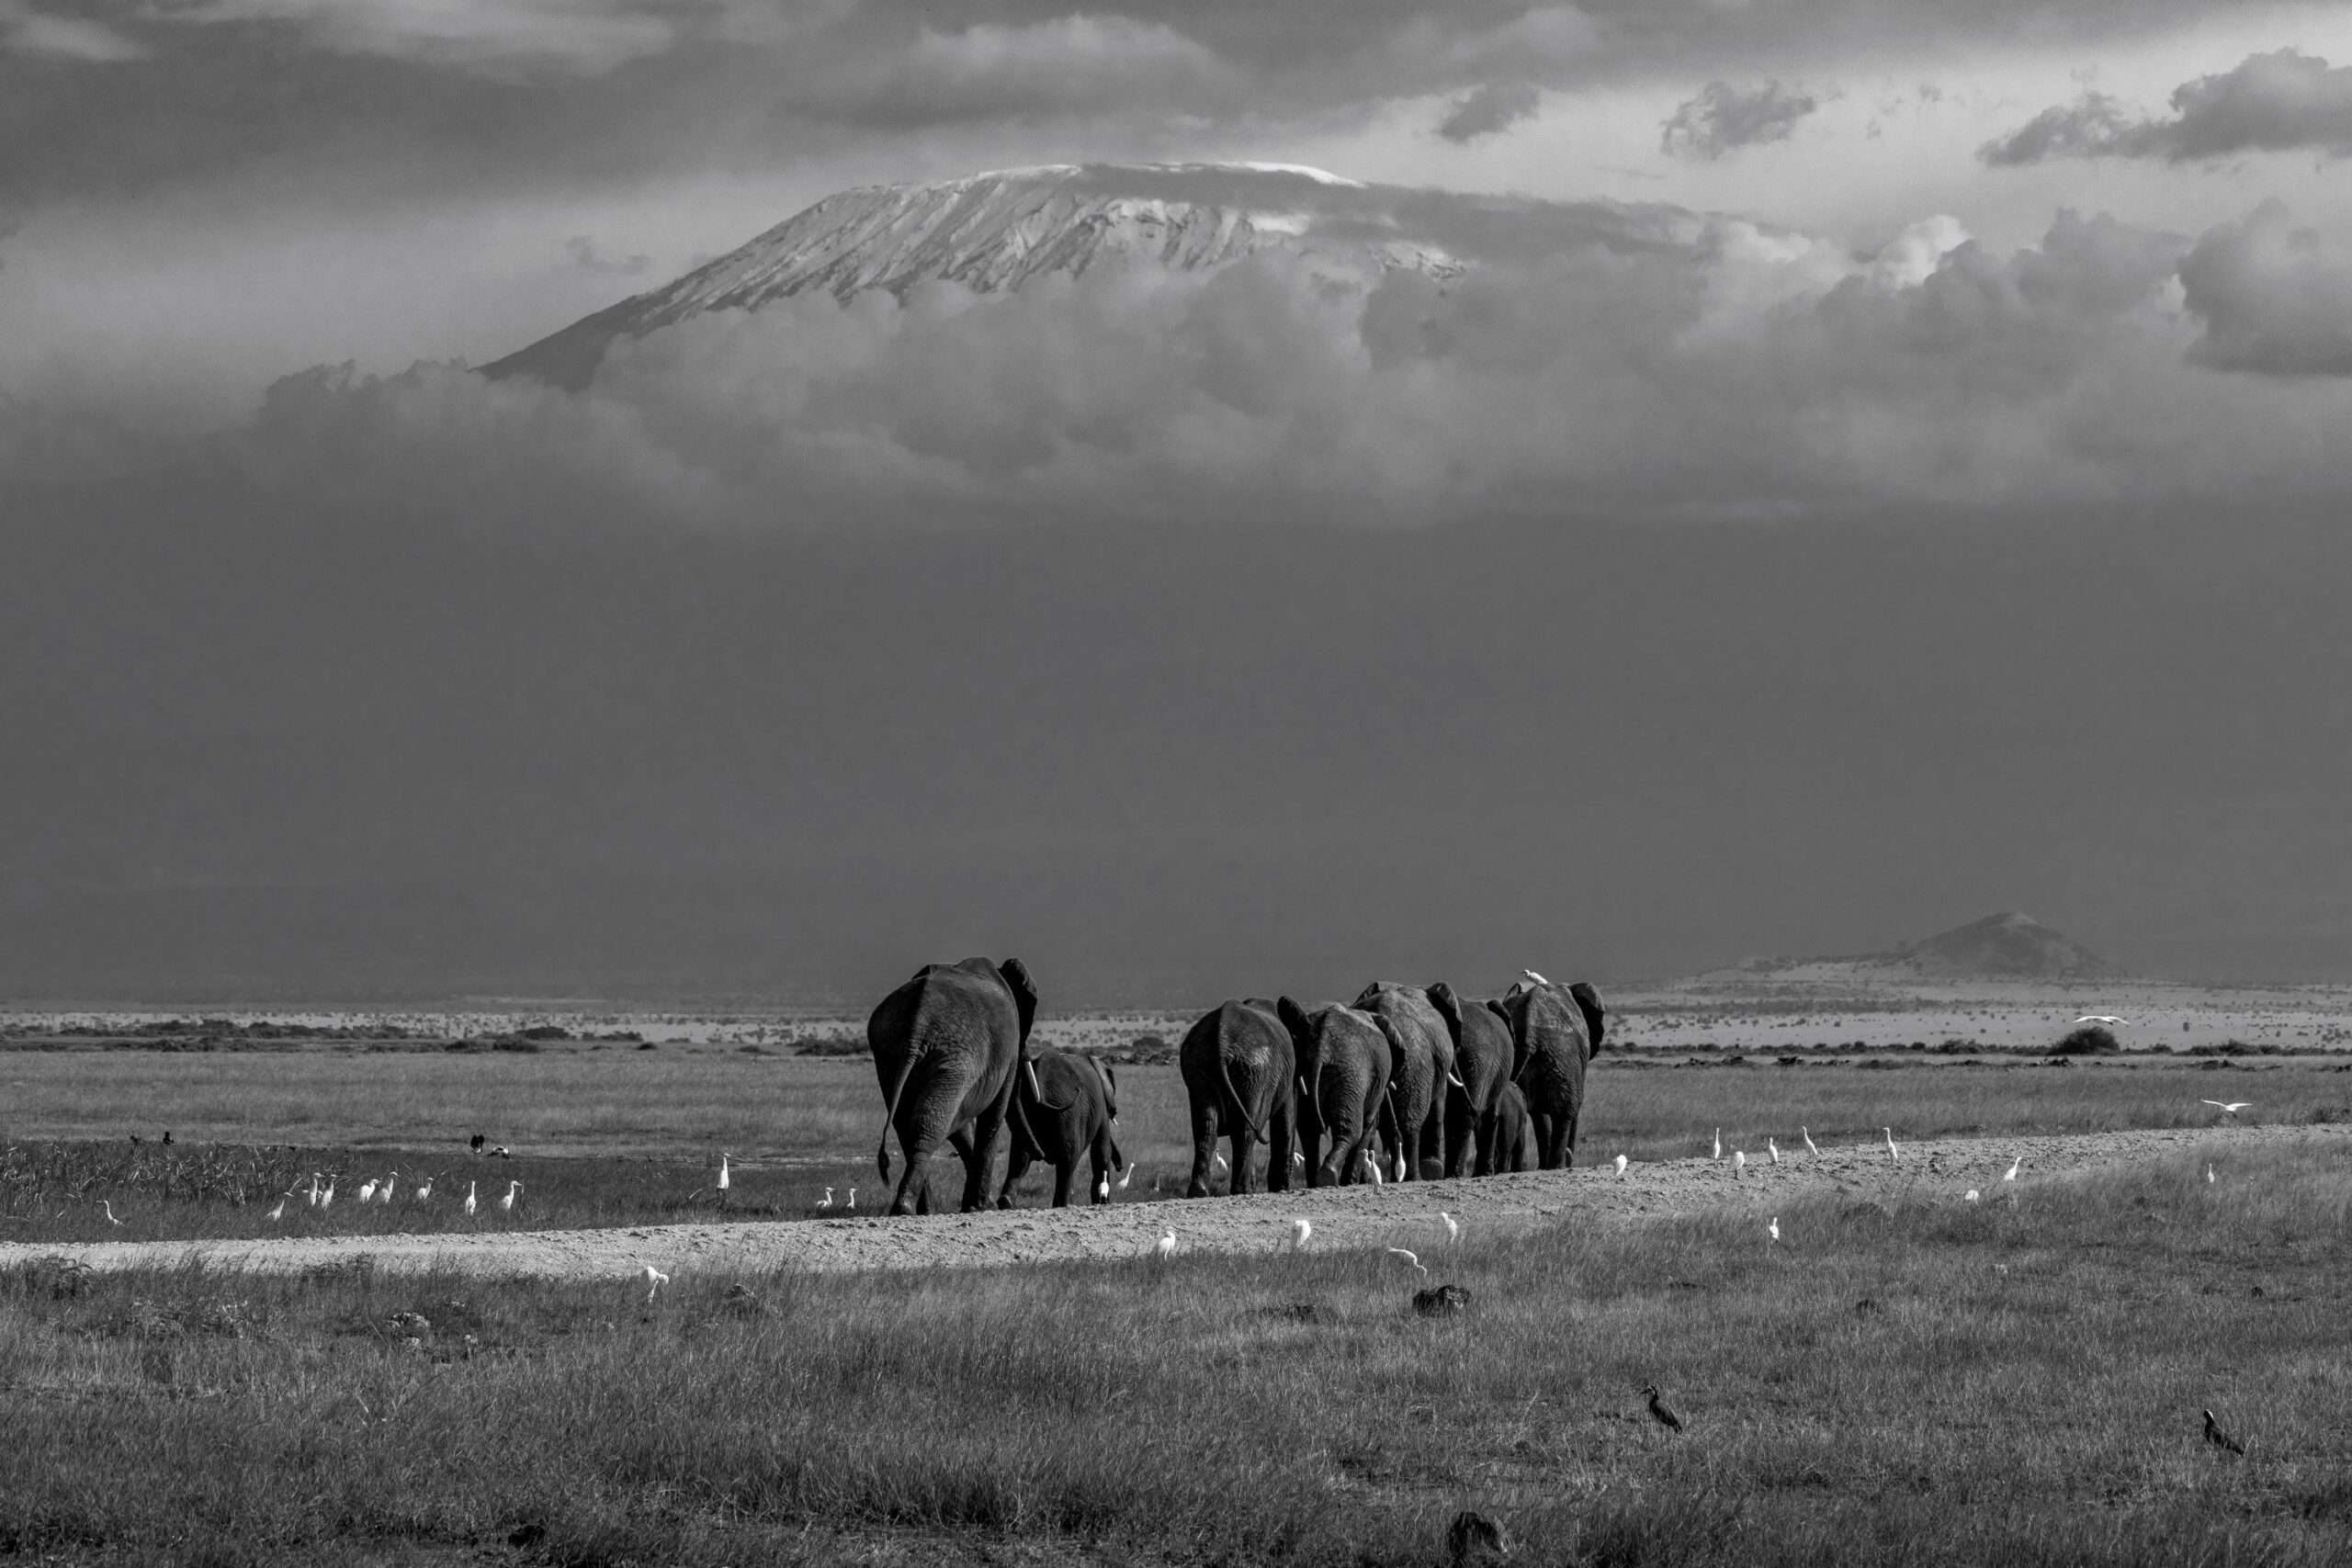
1640,1383,1685,1433
1802,1127,1820,1157
2202,1409,2245,1455
1153,1226,1176,1261
2201,1100,2252,1116
2075,1015,2127,1025
1385,1247,1428,1275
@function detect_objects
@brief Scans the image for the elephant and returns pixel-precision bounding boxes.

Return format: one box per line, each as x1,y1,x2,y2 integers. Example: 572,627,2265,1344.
1489,1081,1534,1173
1179,999,1296,1197
1351,982,1459,1180
1001,1047,1125,1208
1430,981,1516,1178
869,956,1039,1216
1276,998,1399,1188
1491,976,1606,1169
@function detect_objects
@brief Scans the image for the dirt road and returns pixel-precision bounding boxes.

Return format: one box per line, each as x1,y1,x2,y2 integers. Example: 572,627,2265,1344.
6,1122,2340,1281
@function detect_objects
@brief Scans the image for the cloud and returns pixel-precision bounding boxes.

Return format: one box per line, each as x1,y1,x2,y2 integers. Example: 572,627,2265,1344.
1982,49,2352,165
797,14,1243,125
149,0,678,73
1659,80,1818,160
0,0,147,60
57,196,2328,539
1434,81,1542,142
563,234,652,276
2180,201,2352,377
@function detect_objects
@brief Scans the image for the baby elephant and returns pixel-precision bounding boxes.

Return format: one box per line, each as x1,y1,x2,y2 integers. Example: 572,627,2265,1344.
1489,1081,1534,1175
1000,1048,1125,1208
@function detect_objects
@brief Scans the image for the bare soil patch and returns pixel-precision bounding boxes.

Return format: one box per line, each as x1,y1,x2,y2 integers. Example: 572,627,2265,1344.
7,1120,2337,1283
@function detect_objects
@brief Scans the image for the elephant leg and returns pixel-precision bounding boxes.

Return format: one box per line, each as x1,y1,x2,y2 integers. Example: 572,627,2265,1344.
998,1140,1035,1209
1230,1123,1261,1198
1475,1107,1498,1179
1267,1104,1295,1193
947,1125,987,1213
1188,1094,1221,1199
1443,1092,1472,1179
890,1111,951,1217
1050,1159,1077,1208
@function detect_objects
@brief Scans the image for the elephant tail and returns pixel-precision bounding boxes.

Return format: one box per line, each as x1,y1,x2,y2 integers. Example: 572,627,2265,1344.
876,1045,921,1183
1217,1050,1270,1144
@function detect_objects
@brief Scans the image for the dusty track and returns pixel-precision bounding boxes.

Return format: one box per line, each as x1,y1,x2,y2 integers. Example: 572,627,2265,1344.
6,1122,2341,1281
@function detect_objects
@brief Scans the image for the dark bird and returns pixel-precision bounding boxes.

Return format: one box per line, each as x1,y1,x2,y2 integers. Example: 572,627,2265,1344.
162,1131,173,1145
1640,1383,1685,1433
2202,1409,2245,1455
469,1134,485,1153
1446,1508,1510,1564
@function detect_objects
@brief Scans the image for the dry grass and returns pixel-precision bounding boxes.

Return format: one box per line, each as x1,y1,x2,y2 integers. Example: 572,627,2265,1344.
2,1139,2347,1565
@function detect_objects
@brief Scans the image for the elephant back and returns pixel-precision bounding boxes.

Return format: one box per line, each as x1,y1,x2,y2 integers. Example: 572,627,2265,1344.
1496,981,1591,1096
1352,982,1453,1080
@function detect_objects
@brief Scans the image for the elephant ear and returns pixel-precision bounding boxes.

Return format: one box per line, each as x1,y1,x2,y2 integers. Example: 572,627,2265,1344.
1427,982,1464,1041
1090,1055,1119,1119
999,957,1039,1045
1276,995,1312,1042
1567,981,1606,1056
1351,980,1385,1010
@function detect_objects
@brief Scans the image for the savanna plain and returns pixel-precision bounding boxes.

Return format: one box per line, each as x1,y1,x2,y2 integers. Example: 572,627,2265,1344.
3,984,2349,1565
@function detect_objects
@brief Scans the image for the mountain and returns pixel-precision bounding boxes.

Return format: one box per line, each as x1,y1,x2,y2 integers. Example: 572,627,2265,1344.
481,161,1703,389
1870,911,2120,980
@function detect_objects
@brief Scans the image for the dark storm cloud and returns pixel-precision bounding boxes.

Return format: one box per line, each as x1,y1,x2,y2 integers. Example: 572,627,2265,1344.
1982,49,2352,166
1658,81,1819,160
1435,82,1543,142
2180,202,2352,376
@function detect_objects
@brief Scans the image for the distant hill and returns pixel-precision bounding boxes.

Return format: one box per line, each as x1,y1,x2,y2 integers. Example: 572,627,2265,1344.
1867,912,2120,980
1702,912,2123,985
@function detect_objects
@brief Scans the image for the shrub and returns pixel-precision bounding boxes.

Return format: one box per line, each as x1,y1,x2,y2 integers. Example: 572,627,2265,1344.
2052,1025,2119,1055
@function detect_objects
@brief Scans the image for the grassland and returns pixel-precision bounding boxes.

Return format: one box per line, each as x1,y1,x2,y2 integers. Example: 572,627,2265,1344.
2,1138,2346,1565
5,1043,2347,1244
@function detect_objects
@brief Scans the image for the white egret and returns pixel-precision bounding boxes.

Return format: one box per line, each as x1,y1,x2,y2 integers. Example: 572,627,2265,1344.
1802,1128,1820,1157
377,1170,397,1205
1964,1190,1980,1202
1768,1216,1780,1243
413,1172,439,1202
2200,1100,2252,1116
1521,968,1550,987
1095,1173,1110,1201
356,1178,379,1205
306,1172,322,1208
718,1153,731,1190
1154,1226,1176,1261
1614,1153,1628,1177
1734,1150,1747,1176
1291,1218,1312,1249
1120,1162,1139,1189
1213,1153,1229,1173
845,1187,856,1211
1712,1129,1722,1161
1768,1137,1780,1165
642,1265,670,1303
2207,1164,2217,1185
499,1179,522,1213
1440,1212,1459,1244
1363,1150,1385,1186
1385,1247,1428,1275
319,1175,336,1210
2004,1156,2021,1183
1394,1152,1407,1182
266,1192,289,1222
817,1186,834,1210
100,1199,123,1226
462,1180,478,1216
1883,1128,1899,1163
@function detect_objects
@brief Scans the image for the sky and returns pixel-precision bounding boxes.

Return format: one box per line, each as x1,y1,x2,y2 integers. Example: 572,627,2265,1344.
4,0,2352,1002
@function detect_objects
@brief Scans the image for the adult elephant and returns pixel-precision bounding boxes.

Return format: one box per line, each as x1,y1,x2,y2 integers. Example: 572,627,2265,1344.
1492,975,1606,1169
1179,999,1296,1198
1351,982,1457,1180
869,956,1039,1217
1001,1048,1125,1208
1430,981,1515,1178
1276,998,1398,1188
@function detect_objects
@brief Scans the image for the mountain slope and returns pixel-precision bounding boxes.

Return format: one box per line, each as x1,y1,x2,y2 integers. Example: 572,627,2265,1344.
1870,911,2120,980
481,162,1698,389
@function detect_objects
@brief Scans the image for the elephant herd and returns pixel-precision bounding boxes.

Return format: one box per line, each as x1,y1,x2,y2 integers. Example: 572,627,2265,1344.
867,957,1604,1219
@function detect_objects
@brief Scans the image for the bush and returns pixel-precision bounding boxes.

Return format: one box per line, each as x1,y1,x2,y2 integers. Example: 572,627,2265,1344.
2052,1025,2120,1055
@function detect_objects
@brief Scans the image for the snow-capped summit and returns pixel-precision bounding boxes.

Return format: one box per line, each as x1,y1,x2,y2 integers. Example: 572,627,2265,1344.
482,162,1693,389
